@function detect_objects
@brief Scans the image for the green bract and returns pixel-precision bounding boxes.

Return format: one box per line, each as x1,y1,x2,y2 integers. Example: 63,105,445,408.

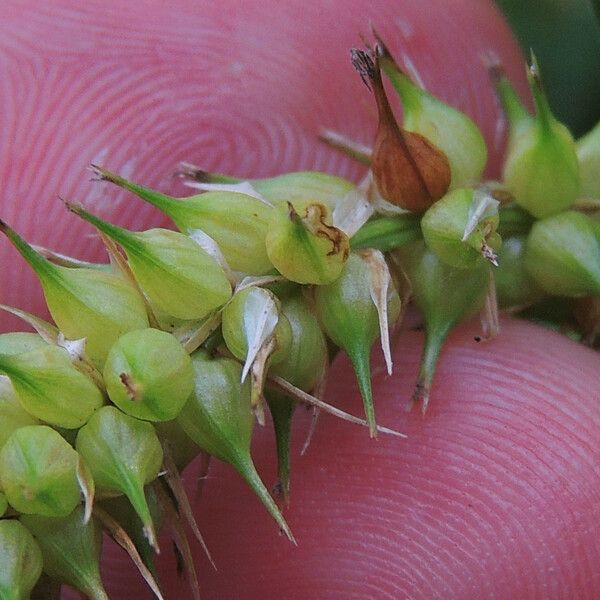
0,378,40,450
0,345,103,428
0,520,43,600
76,406,163,550
0,426,82,517
576,119,600,198
103,328,194,422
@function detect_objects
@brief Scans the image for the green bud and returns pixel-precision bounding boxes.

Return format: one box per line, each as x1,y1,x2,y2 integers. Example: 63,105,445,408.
181,164,355,212
266,202,349,284
0,345,103,429
396,241,489,411
576,118,600,198
177,351,293,542
375,35,487,187
314,250,401,435
76,406,163,551
0,220,149,366
67,203,232,321
0,426,82,517
524,211,600,297
92,166,273,275
103,328,194,422
502,58,580,218
21,507,108,600
267,294,329,501
0,492,7,517
495,236,546,309
0,520,43,599
221,286,292,379
0,378,40,450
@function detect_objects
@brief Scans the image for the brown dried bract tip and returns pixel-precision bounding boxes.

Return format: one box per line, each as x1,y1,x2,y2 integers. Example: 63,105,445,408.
351,48,450,213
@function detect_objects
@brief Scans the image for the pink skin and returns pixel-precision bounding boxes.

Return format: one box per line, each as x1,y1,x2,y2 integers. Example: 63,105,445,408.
1,1,599,598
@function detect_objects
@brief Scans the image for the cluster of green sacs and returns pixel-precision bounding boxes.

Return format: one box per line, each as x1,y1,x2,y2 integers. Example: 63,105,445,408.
2,52,600,600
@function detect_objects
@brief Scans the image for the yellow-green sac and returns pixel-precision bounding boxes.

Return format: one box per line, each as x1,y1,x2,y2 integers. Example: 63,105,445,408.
0,220,149,366
0,345,103,429
0,520,43,599
67,203,232,321
265,202,349,284
502,61,580,218
76,406,163,551
103,328,194,422
0,426,82,517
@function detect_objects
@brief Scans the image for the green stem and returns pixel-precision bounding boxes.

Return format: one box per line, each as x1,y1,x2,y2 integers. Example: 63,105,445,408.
350,215,421,252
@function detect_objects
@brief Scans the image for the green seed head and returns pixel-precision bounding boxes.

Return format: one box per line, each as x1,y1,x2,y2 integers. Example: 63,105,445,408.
0,344,103,428
0,220,149,366
75,406,163,550
421,188,501,269
0,425,82,517
314,250,401,435
103,328,194,422
0,519,43,599
266,201,349,284
376,35,487,188
93,166,273,274
0,492,7,517
21,506,107,600
177,351,293,541
67,203,232,321
502,58,580,218
524,211,600,297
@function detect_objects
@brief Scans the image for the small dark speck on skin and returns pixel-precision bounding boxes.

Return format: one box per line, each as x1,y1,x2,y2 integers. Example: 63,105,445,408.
474,336,482,343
